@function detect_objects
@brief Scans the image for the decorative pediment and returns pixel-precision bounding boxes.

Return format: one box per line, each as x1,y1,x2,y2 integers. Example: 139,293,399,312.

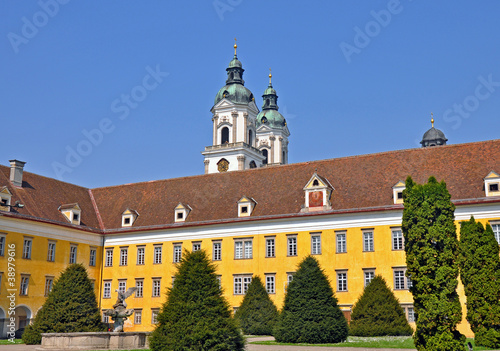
392,181,406,204
238,196,256,217
484,171,500,197
59,203,81,225
0,186,12,211
301,173,334,212
122,208,139,227
174,203,192,223
256,124,273,133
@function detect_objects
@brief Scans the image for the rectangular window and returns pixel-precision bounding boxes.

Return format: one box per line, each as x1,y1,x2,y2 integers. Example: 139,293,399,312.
363,231,374,252
23,238,32,259
137,246,145,265
284,272,295,292
234,239,252,259
20,276,29,296
47,241,56,262
392,229,404,250
103,281,111,298
337,271,347,292
364,270,375,287
311,233,321,255
265,237,275,258
491,223,500,245
407,307,415,322
393,268,410,290
0,235,5,256
135,279,143,298
102,314,110,324
151,309,159,324
173,244,182,263
134,310,142,324
69,245,77,264
105,249,113,267
213,241,222,261
152,278,161,297
89,247,96,266
233,275,252,295
154,245,162,264
192,242,201,252
265,274,275,294
287,236,297,256
118,280,127,294
44,277,54,296
336,232,346,253
120,248,128,266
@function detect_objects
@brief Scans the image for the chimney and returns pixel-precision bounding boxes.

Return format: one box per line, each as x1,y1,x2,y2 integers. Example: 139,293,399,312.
9,160,26,187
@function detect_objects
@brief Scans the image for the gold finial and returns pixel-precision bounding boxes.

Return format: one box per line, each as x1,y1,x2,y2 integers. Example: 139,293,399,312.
269,68,272,85
234,38,237,56
431,112,434,128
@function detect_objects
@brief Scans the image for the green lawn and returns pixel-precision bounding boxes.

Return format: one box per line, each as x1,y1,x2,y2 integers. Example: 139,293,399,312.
0,339,23,344
249,336,495,350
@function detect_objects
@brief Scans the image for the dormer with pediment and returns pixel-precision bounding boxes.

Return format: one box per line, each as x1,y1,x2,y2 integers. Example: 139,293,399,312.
301,173,333,212
174,203,192,223
0,186,12,211
59,203,81,225
484,171,500,197
122,208,139,227
237,196,256,217
392,181,405,204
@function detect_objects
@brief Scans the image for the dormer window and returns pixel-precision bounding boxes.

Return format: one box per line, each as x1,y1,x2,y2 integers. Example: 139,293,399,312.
59,203,81,225
0,187,12,211
484,171,500,197
392,181,406,205
121,209,139,227
175,203,191,223
301,173,333,213
238,196,256,217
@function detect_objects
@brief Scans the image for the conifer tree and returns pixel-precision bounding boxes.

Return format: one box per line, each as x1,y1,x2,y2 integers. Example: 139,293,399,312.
234,275,278,335
149,249,244,351
273,256,348,344
349,275,413,336
402,176,465,351
22,264,104,344
459,217,500,348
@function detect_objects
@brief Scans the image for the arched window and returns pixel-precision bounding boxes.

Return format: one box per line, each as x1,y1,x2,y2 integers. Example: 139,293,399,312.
262,149,268,165
282,151,286,163
248,130,253,146
249,161,256,169
221,127,229,144
229,72,234,81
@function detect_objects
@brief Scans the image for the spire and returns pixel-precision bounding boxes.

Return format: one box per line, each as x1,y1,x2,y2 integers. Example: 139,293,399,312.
431,112,434,128
420,113,448,147
226,39,244,85
269,68,272,86
262,69,278,110
234,37,237,58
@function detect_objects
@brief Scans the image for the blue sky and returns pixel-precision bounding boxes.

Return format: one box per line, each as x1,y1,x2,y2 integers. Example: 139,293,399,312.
2,1,500,188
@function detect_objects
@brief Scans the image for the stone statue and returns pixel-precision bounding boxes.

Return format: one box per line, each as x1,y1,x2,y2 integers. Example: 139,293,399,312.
104,287,138,332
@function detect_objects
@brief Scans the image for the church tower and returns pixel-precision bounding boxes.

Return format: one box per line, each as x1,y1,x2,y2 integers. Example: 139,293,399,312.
255,70,290,165
202,42,265,174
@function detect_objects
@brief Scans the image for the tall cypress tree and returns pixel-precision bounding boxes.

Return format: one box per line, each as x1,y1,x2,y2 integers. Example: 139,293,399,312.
402,176,465,351
234,276,278,335
273,256,348,344
349,275,413,336
22,264,105,344
459,217,500,348
149,250,244,351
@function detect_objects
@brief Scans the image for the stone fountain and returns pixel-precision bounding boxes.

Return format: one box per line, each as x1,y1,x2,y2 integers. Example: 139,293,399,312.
103,288,138,332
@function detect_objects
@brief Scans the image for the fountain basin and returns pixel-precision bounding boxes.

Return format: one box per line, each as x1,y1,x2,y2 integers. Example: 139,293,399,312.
37,331,150,350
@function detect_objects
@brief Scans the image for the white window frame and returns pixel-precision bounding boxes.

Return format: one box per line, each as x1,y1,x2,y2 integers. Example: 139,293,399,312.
284,272,295,292
152,278,161,297
265,274,275,294
44,276,54,296
336,271,348,292
265,237,275,258
392,229,404,250
151,309,159,324
105,248,113,267
103,281,111,298
23,237,32,259
89,247,96,266
69,244,77,264
47,241,56,262
135,279,143,298
336,231,347,253
173,244,182,263
192,242,201,252
233,275,252,295
134,309,142,324
118,280,127,294
363,269,375,287
393,267,411,290
287,235,297,256
311,233,321,255
213,241,222,261
234,238,252,259
363,230,374,252
120,247,128,266
0,234,5,256
154,245,162,264
491,223,500,245
137,246,145,265
20,275,29,296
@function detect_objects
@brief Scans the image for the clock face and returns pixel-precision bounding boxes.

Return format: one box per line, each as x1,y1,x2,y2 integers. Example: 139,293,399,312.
217,159,229,173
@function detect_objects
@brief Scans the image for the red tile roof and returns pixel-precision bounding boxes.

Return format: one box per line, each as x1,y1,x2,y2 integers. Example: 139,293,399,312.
1,139,499,233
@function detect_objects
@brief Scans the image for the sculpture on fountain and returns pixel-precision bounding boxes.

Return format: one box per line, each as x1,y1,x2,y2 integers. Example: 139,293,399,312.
104,287,138,332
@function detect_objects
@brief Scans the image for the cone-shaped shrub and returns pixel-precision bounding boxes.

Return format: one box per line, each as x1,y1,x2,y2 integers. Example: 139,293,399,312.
402,176,465,351
22,264,104,344
273,255,348,343
459,217,500,348
234,276,278,335
149,249,244,351
349,275,413,336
